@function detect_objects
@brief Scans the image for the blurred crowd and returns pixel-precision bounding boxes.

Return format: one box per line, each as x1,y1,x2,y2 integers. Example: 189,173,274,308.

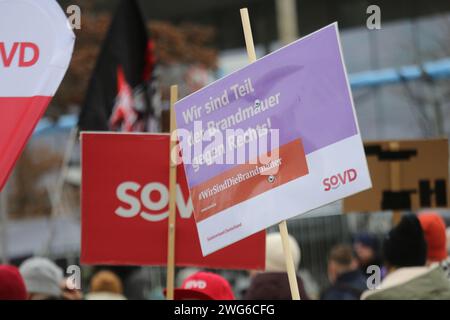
1,211,450,300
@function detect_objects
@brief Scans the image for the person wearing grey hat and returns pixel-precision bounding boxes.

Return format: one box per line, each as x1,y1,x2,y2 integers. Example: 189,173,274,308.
19,257,64,300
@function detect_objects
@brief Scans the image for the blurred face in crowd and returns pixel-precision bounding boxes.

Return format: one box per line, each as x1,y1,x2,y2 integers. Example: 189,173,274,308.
354,242,375,266
328,245,359,284
327,259,358,284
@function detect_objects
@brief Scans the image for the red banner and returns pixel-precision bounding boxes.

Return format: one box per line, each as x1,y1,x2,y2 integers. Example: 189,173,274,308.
0,1,75,190
0,97,51,190
80,132,265,269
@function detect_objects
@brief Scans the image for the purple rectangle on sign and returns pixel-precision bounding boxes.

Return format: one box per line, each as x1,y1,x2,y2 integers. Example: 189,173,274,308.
175,23,358,188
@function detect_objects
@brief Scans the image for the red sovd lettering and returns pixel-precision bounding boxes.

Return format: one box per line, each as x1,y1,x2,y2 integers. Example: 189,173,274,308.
323,169,357,191
0,42,39,67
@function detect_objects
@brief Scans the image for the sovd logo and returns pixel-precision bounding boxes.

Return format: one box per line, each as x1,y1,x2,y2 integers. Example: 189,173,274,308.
0,42,40,67
323,169,357,191
115,181,193,222
184,280,207,290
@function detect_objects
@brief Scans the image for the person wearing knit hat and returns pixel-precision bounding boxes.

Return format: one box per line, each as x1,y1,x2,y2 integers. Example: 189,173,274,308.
244,232,310,300
85,270,127,300
418,212,448,262
361,214,450,300
0,265,27,300
383,214,427,268
265,232,301,272
418,212,450,280
19,257,64,300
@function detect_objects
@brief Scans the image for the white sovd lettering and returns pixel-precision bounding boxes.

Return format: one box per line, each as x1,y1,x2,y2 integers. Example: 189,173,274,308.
115,181,194,221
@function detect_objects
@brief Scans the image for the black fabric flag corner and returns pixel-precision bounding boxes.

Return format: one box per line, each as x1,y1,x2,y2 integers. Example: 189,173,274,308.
78,0,156,132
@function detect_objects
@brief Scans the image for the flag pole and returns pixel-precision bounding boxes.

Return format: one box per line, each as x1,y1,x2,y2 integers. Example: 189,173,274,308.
166,85,179,300
240,7,300,300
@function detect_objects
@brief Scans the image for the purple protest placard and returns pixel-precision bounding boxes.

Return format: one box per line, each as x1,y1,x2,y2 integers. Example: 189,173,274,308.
175,23,371,256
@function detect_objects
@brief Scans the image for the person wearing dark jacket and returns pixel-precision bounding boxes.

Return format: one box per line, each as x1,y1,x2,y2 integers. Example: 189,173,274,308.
244,232,310,300
362,214,450,300
321,244,367,300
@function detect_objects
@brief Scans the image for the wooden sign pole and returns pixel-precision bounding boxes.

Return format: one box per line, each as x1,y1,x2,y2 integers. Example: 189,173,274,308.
278,220,301,300
389,141,402,225
240,8,301,300
166,85,179,300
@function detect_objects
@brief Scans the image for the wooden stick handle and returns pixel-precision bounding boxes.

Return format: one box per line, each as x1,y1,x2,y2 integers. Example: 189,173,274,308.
240,7,300,301
166,85,179,300
278,220,301,300
389,141,402,225
240,8,257,63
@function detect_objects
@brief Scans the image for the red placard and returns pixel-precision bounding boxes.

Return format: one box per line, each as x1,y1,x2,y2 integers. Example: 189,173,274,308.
80,132,265,269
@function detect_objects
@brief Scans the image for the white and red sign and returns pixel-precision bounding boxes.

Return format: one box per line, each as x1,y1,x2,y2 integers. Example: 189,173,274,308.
175,24,372,255
80,132,265,269
0,0,75,190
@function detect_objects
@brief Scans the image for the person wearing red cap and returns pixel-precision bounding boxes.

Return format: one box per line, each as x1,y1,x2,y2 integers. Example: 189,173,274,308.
0,265,27,300
166,271,235,300
418,212,450,279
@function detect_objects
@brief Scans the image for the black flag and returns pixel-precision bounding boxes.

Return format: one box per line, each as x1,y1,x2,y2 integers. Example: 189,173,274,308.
78,0,156,132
